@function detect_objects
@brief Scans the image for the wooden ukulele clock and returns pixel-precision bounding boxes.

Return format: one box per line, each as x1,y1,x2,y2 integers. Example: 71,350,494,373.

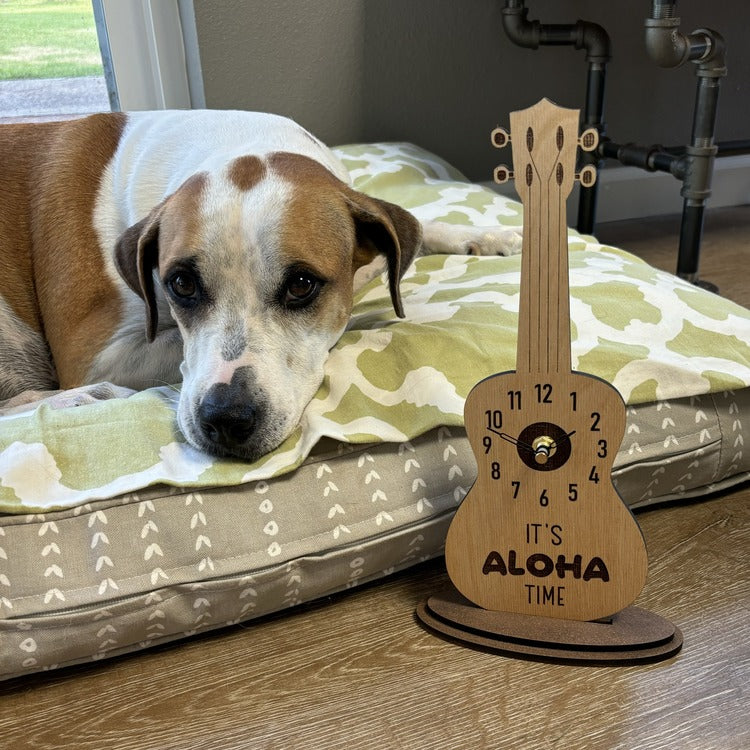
417,99,682,662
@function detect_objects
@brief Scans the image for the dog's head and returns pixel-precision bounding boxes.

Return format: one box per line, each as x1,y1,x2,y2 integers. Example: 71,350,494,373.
114,152,421,459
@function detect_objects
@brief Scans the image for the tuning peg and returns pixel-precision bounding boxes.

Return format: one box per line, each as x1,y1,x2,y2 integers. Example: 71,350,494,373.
491,127,511,148
578,127,599,152
575,165,597,187
493,165,514,184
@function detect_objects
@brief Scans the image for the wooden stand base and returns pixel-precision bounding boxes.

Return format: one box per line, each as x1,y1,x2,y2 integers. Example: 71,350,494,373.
416,586,683,665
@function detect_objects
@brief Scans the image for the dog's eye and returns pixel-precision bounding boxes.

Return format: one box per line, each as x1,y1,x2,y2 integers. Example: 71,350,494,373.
167,272,198,301
283,272,322,309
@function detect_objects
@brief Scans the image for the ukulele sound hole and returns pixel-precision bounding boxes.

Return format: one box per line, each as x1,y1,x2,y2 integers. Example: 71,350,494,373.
517,422,572,471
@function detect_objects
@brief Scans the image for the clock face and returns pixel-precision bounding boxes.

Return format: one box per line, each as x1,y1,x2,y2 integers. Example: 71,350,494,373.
475,373,612,506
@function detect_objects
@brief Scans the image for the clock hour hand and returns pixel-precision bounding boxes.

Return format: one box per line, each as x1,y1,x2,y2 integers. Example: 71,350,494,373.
549,430,576,449
487,428,536,453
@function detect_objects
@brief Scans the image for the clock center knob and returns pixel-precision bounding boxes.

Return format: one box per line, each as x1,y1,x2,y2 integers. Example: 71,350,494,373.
532,435,556,465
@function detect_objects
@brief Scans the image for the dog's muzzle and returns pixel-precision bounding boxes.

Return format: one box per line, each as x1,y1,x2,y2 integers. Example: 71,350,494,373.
195,366,264,455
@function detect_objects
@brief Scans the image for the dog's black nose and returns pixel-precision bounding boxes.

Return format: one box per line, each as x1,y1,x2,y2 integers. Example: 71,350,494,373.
198,383,257,452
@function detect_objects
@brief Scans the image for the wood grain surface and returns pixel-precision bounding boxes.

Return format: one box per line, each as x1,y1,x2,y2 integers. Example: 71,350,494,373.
1,484,748,750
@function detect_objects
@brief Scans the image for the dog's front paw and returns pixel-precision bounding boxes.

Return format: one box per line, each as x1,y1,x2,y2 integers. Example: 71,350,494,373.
420,221,523,258
461,228,523,257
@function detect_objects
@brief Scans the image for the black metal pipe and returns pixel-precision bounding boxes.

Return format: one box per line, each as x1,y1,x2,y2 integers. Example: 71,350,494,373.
599,140,677,173
677,203,708,286
675,61,723,285
501,0,611,234
715,140,750,157
643,1,727,284
501,2,610,63
663,140,750,157
499,0,733,287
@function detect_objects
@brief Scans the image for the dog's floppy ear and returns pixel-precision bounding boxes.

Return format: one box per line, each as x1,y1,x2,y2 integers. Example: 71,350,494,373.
344,190,422,318
114,207,163,342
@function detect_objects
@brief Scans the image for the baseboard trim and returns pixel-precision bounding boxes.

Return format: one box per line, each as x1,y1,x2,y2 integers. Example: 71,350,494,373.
483,154,750,225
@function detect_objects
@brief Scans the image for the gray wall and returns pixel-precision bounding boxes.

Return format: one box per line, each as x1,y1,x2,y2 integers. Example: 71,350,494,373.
193,0,749,182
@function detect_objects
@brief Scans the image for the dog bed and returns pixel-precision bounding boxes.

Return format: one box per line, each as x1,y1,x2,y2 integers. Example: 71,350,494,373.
2,143,749,680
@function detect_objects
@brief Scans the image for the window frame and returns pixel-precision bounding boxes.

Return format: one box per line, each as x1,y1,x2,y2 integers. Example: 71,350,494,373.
93,0,204,111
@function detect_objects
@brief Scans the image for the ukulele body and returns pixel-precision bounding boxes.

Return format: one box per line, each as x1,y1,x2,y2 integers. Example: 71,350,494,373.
445,368,648,621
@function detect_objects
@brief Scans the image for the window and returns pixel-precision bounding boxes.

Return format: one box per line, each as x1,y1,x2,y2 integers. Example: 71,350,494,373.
0,0,202,122
0,0,110,122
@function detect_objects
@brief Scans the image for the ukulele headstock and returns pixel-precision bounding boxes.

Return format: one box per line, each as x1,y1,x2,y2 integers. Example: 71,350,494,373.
492,98,598,204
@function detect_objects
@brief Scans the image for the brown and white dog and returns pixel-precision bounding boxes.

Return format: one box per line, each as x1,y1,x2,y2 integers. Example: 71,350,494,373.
0,110,520,459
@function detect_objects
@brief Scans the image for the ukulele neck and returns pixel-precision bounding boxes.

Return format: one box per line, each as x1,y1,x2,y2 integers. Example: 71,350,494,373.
515,181,571,375
508,100,579,377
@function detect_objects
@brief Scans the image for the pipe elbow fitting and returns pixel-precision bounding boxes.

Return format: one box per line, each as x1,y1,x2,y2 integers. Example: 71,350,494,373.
645,18,726,73
644,17,690,68
577,20,611,64
694,28,727,74
501,5,540,50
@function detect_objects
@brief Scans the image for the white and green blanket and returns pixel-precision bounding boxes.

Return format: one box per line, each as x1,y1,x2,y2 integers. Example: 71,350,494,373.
2,143,749,513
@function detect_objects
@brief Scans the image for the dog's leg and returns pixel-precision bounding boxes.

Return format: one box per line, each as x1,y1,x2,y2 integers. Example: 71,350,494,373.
0,382,137,416
420,221,523,257
0,301,58,402
352,221,523,294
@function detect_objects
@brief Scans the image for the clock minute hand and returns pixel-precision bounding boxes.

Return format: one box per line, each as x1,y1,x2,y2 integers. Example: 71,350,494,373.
487,428,536,453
